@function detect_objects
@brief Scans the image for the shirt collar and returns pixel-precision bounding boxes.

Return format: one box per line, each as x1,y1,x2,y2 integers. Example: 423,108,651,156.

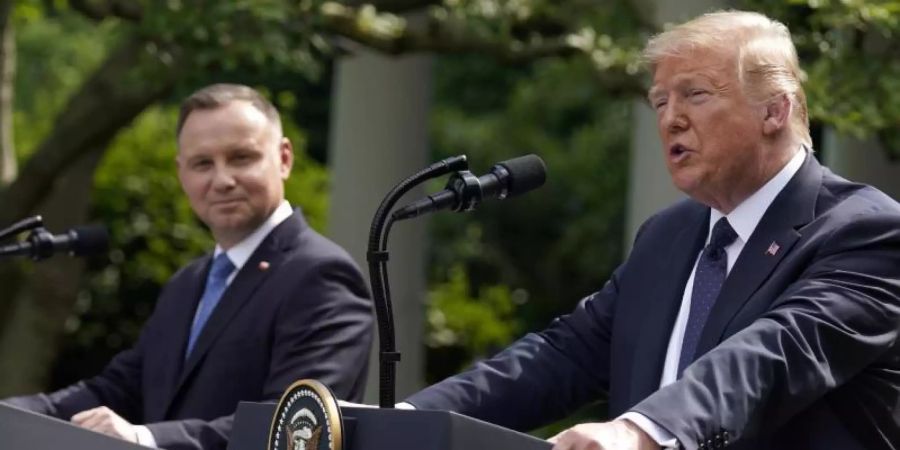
709,147,806,244
213,200,293,271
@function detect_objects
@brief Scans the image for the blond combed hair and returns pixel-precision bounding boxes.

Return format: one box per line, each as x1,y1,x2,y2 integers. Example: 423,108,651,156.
643,11,811,147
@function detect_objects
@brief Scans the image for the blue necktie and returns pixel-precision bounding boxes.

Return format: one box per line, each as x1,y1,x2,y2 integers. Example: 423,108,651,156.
186,253,235,358
677,217,738,375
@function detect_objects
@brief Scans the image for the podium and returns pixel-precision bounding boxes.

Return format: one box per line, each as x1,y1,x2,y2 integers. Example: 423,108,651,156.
0,402,149,449
228,401,551,450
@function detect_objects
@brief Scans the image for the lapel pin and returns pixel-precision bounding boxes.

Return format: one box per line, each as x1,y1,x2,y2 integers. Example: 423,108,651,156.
258,261,270,271
765,242,780,256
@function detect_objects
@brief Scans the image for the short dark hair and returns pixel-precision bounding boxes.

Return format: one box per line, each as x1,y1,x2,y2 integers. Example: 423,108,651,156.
176,83,282,137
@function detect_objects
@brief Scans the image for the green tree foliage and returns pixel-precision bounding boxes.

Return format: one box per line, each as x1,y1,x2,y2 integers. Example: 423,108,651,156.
426,264,523,367
12,4,116,157
418,5,645,375
424,54,631,383
745,0,900,158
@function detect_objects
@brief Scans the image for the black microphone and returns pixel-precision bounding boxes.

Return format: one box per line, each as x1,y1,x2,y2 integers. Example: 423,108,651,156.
0,225,109,261
392,154,547,220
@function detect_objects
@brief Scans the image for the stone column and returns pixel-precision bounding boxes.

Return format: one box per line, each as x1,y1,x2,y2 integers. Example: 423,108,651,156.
822,131,900,200
327,47,433,401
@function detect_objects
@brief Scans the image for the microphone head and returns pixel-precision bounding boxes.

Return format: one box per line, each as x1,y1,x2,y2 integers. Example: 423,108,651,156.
497,154,547,197
71,225,109,256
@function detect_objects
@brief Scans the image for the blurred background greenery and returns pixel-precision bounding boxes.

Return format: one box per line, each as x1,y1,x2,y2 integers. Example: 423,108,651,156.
0,0,896,438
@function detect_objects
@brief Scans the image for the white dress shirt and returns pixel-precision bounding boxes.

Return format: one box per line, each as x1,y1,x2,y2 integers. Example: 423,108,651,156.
621,149,806,447
134,200,293,447
214,200,294,286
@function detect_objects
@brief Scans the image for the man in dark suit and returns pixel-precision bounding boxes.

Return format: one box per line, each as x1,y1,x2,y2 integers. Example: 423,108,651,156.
403,11,900,450
3,84,374,450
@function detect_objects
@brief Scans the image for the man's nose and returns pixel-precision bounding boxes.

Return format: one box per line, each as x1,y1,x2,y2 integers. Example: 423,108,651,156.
660,98,688,134
211,165,237,190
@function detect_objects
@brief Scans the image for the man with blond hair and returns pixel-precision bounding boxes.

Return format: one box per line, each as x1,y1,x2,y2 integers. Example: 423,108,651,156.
403,11,900,450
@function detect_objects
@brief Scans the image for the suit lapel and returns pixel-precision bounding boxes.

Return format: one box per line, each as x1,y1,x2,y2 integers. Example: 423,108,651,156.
155,258,208,416
629,204,708,403
177,243,281,378
695,155,822,355
163,211,306,415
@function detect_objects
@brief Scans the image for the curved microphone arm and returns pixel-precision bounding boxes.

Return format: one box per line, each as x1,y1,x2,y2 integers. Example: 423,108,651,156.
367,155,468,408
0,216,43,242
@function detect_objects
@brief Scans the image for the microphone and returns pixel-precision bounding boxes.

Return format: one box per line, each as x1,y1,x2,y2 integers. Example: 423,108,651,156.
0,225,109,260
392,154,546,220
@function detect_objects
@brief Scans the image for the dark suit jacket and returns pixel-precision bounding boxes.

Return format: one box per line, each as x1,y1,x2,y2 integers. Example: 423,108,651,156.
6,210,374,450
406,155,900,449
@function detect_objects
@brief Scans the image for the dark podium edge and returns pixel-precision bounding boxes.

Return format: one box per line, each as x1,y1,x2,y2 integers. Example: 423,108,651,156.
0,402,151,450
229,401,552,450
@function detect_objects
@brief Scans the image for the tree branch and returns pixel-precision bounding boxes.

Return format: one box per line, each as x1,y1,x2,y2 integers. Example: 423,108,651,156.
322,5,584,63
0,0,15,184
65,0,644,74
68,0,142,22
67,0,436,22
320,4,647,97
338,0,441,13
0,37,179,226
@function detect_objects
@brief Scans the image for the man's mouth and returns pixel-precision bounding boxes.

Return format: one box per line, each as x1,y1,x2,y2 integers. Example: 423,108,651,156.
669,144,693,162
212,199,243,206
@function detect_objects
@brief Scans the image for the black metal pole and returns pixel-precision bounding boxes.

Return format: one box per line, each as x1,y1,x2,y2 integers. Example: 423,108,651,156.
366,155,467,408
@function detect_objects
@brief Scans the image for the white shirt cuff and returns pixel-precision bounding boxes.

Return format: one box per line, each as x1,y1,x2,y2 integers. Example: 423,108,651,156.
619,412,679,449
133,425,158,448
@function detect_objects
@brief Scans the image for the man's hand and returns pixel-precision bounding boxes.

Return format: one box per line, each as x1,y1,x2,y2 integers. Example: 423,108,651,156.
549,419,660,450
71,406,138,443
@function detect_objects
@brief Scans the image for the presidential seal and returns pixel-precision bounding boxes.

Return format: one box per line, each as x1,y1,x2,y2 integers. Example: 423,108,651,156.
268,379,343,450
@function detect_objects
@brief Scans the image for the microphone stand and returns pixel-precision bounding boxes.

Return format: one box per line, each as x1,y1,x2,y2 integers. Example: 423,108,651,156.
0,216,43,242
367,155,468,408
0,216,52,260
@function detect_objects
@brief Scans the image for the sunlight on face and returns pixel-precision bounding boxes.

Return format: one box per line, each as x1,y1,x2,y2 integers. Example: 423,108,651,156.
648,48,770,212
176,100,293,248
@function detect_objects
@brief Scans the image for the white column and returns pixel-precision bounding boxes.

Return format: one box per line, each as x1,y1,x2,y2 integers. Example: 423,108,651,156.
327,47,433,401
822,130,900,200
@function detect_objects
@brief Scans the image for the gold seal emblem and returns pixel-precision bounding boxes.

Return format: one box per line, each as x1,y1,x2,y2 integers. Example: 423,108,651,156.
268,380,343,450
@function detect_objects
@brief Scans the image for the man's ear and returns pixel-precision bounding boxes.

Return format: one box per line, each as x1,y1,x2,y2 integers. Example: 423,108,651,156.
763,93,791,136
280,137,294,179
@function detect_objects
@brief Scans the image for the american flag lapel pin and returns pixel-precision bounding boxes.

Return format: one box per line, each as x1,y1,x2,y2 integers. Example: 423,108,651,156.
765,241,780,256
